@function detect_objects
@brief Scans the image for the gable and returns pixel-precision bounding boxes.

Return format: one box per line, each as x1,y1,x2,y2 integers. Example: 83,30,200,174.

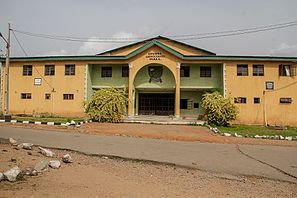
97,36,215,57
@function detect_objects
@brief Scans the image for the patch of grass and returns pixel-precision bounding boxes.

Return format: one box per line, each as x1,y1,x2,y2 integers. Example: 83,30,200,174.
218,124,297,137
11,116,86,123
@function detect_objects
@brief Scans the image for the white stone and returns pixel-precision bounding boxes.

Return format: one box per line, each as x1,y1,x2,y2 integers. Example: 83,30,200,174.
47,122,55,125
9,138,17,145
280,135,285,140
22,121,29,124
62,154,72,163
70,120,76,125
11,120,17,123
223,133,231,137
254,135,262,139
34,160,49,172
35,121,42,125
3,166,22,182
285,136,293,141
0,172,4,181
39,147,55,157
65,122,71,126
19,143,33,150
234,133,243,138
49,160,61,169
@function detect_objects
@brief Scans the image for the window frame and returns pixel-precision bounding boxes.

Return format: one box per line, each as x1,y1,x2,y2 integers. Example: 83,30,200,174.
63,94,74,100
280,98,292,104
200,66,212,77
234,97,247,104
23,65,32,76
45,65,55,76
65,64,76,75
279,64,296,77
237,64,248,76
122,66,129,77
21,93,32,99
254,97,260,104
101,67,112,78
252,64,264,76
180,66,190,77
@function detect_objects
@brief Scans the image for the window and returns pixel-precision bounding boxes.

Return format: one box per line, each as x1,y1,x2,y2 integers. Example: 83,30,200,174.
180,99,188,109
180,66,190,77
45,93,51,100
194,103,199,108
63,94,74,100
279,64,296,77
200,67,211,77
234,97,247,104
45,65,55,76
237,64,248,76
254,97,260,104
23,65,32,76
253,65,264,76
101,67,112,77
266,81,274,90
122,66,129,77
65,64,75,75
280,98,292,104
21,93,31,99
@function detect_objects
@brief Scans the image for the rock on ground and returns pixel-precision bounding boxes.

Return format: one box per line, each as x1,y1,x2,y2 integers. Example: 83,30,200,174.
39,147,55,157
9,138,17,145
3,166,22,182
0,172,4,181
18,143,33,150
62,154,73,163
49,160,61,169
23,167,38,176
34,160,49,172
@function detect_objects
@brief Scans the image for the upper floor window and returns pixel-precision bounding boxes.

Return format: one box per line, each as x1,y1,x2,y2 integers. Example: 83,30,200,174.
279,64,296,77
122,66,129,77
102,67,112,77
180,66,190,77
253,64,264,76
21,93,31,99
45,65,55,76
23,65,32,76
200,66,211,77
237,64,248,76
65,64,75,75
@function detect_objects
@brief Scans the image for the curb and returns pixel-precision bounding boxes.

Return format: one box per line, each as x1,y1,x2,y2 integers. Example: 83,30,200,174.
0,119,92,127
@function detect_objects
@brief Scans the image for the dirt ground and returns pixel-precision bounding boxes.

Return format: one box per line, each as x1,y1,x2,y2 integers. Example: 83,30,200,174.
0,143,296,198
1,122,297,147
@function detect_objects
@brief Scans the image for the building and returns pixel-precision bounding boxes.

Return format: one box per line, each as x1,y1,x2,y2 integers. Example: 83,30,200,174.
1,36,297,126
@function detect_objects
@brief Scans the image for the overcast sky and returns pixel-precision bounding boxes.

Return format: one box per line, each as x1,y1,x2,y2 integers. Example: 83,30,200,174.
0,0,297,57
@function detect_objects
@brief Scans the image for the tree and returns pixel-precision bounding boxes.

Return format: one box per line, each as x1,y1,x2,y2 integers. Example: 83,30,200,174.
84,88,128,123
201,91,239,126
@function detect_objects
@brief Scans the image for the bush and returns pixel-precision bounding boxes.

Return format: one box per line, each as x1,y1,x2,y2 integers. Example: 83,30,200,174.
201,92,238,126
84,88,128,123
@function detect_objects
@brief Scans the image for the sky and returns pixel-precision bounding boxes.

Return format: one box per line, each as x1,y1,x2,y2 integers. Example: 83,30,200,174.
0,0,297,57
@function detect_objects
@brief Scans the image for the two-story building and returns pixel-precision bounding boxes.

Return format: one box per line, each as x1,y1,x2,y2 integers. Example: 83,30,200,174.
1,36,297,126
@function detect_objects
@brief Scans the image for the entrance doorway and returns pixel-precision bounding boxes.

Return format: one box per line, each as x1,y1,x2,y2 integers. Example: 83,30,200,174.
138,93,174,115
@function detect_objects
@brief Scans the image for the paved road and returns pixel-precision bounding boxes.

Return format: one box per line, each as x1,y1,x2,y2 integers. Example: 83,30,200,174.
0,126,296,182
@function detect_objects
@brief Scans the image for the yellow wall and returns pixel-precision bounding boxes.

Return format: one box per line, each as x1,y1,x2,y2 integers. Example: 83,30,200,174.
225,61,297,126
8,61,87,117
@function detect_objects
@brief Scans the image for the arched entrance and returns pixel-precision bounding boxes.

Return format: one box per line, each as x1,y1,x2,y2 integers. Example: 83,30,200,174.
133,63,176,116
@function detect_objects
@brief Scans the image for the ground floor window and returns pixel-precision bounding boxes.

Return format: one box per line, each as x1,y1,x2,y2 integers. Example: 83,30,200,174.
63,94,74,100
180,99,188,109
234,97,247,104
254,97,260,104
45,93,51,100
280,98,292,104
21,93,32,99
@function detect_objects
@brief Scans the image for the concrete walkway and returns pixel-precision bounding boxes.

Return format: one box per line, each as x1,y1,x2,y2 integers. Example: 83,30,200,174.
0,126,296,183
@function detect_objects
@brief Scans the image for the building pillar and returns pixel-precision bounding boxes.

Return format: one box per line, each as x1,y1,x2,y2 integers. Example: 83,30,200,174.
175,62,181,118
128,63,134,117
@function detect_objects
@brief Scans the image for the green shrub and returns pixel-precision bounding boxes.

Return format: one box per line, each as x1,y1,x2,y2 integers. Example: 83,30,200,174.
84,88,128,123
201,92,239,126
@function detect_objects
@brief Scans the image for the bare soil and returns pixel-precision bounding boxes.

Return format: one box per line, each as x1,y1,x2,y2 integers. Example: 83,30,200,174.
1,122,297,147
0,143,296,197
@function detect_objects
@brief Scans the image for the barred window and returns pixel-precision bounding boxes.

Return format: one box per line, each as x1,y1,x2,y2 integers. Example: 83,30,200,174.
180,99,188,109
200,67,211,77
254,97,260,104
21,93,31,99
45,65,55,76
63,94,74,100
234,97,247,104
180,66,190,77
279,65,296,77
237,64,248,76
65,65,75,75
280,98,292,104
253,65,264,76
122,66,129,77
23,65,32,76
101,67,112,77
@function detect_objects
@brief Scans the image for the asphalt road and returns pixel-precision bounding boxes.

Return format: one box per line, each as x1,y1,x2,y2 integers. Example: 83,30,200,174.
0,126,296,183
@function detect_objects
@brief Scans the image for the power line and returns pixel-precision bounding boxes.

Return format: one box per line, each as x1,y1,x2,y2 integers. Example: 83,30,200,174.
12,30,54,90
10,20,297,43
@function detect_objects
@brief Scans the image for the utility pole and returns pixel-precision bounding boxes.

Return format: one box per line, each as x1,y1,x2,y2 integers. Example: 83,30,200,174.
2,23,10,116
